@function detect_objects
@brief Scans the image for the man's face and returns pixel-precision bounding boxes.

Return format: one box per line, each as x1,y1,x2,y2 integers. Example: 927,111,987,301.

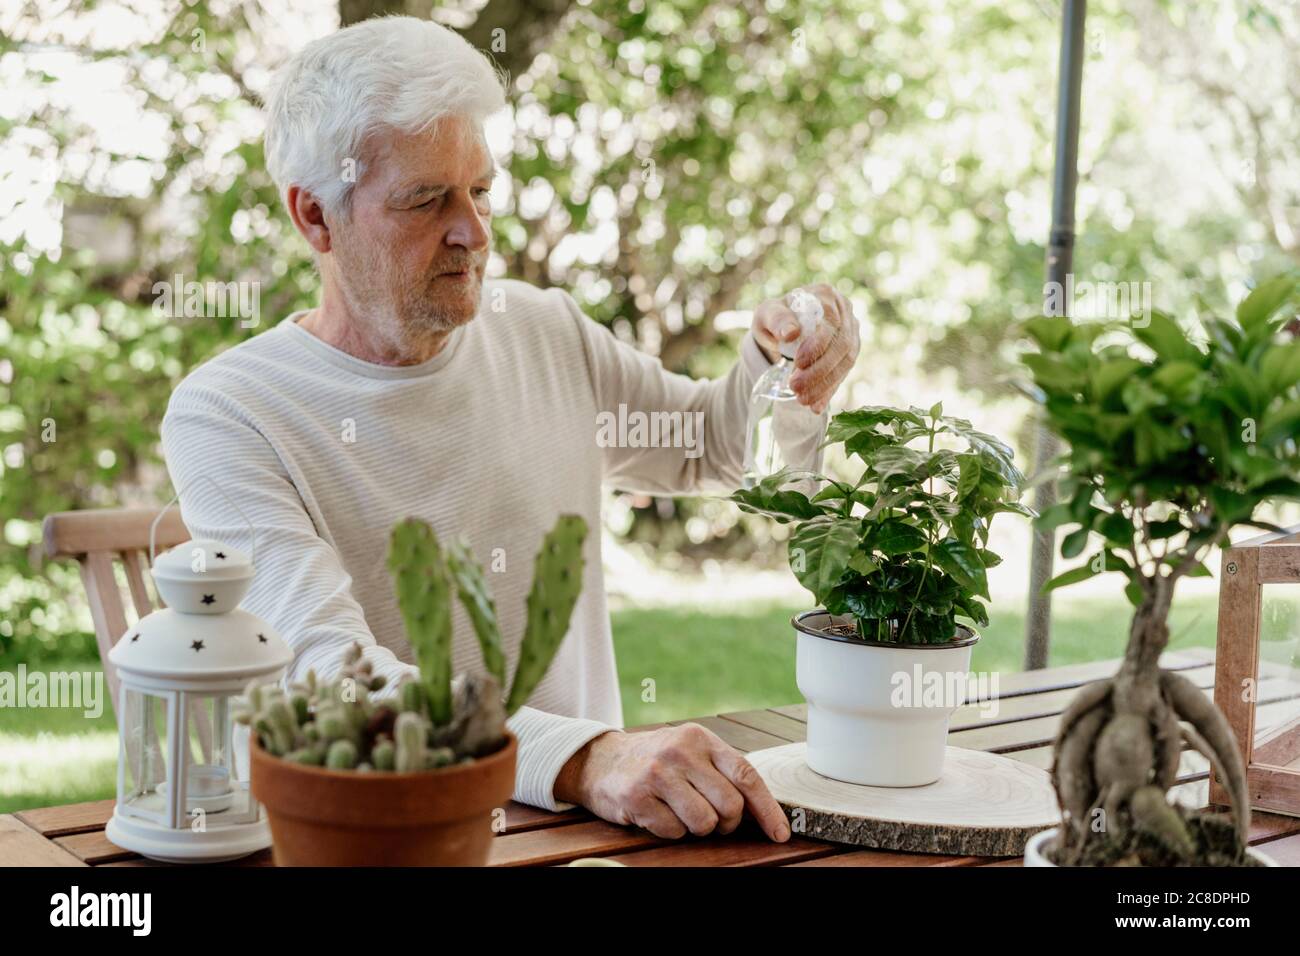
327,114,495,339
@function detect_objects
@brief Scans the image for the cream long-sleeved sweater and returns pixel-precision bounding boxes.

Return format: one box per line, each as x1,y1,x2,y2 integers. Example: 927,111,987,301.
160,277,825,810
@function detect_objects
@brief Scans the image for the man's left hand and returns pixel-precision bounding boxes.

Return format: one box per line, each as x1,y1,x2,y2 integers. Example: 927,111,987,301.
751,283,862,415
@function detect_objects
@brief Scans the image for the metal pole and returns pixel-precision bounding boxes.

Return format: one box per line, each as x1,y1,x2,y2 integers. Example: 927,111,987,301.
1024,0,1086,670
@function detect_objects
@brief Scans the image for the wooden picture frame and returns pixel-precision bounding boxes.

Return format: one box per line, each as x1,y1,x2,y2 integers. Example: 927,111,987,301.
1211,526,1300,817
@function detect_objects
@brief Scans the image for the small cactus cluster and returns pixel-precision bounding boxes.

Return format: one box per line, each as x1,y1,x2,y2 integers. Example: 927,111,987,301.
234,643,461,770
236,515,587,773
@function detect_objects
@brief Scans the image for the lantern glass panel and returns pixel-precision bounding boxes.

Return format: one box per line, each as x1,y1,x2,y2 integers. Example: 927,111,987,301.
119,689,172,825
1254,586,1300,771
182,693,257,825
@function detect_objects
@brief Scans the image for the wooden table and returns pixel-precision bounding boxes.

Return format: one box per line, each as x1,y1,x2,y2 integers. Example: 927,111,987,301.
4,648,1300,867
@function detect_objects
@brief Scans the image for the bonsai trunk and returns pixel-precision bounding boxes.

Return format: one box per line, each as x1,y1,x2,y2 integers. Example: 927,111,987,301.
1050,577,1254,866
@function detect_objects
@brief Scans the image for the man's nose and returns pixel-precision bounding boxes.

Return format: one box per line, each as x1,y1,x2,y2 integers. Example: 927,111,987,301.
444,194,489,251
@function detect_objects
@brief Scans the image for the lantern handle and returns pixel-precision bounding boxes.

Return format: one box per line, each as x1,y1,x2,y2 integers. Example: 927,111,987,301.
150,474,258,568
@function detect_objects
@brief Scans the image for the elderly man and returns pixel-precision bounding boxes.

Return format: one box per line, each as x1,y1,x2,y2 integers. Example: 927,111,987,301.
162,15,860,842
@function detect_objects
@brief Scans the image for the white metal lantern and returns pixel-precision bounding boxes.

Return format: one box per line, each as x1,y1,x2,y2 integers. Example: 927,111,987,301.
105,485,291,863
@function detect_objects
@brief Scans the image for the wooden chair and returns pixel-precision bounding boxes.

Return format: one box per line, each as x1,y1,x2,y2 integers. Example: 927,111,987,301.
42,507,190,709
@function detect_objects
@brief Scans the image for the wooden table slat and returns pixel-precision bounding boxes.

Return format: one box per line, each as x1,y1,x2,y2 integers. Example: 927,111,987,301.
604,830,842,867
787,847,987,866
489,819,664,867
503,802,590,833
0,815,88,867
15,798,116,838
54,829,139,866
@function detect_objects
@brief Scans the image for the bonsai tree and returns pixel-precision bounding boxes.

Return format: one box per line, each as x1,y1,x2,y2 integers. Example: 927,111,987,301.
235,514,587,770
1024,272,1300,865
732,404,1027,643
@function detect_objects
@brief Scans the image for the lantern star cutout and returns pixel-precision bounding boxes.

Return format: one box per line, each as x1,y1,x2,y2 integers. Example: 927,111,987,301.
257,633,267,643
191,640,205,652
201,594,215,605
215,551,226,560
130,633,139,642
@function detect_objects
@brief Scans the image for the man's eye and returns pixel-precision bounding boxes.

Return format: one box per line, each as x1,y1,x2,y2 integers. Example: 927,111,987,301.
473,187,491,198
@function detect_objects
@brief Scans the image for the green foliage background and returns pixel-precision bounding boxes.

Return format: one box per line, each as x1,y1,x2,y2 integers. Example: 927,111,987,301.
1,0,1297,661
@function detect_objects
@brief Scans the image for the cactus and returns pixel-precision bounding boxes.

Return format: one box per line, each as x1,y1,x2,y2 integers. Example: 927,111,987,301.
236,513,588,774
387,519,454,726
285,747,325,766
372,738,396,771
326,739,359,770
265,699,300,755
315,709,349,744
507,515,588,715
394,711,429,772
446,536,507,687
399,680,427,714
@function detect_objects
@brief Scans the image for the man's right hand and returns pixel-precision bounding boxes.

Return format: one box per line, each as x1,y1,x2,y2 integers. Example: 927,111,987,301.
553,723,792,842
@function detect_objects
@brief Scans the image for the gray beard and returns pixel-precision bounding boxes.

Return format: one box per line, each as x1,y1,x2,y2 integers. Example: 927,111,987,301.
335,251,481,346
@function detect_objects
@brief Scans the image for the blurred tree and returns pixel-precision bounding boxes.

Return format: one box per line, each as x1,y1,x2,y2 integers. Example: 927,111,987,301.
0,0,1295,661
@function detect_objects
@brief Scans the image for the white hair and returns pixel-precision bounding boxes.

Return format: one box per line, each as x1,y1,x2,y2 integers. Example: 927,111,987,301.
263,16,508,216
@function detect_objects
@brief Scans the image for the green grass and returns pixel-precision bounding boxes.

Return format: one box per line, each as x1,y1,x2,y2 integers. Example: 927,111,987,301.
4,594,1295,814
0,658,120,814
612,594,1229,727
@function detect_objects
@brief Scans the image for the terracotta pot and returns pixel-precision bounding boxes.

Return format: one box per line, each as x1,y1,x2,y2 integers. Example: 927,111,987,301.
250,731,516,866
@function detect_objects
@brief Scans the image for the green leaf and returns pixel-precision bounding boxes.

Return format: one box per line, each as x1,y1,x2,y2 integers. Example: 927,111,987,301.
1061,527,1090,559
1261,340,1300,395
731,471,826,522
1260,398,1300,445
871,520,929,555
933,537,989,600
1096,511,1135,547
865,445,929,483
1034,502,1074,532
848,552,879,576
1042,563,1099,593
789,516,862,602
1133,312,1203,365
1237,273,1299,333
1145,518,1185,539
1023,353,1088,394
956,454,981,500
1150,360,1203,399
1024,316,1072,352
1091,357,1144,402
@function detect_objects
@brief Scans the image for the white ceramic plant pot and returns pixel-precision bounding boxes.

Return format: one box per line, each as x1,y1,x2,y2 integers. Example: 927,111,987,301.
794,610,979,787
1024,826,1280,867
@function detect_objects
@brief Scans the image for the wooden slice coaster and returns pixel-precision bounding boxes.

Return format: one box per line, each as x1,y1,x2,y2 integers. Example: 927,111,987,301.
747,742,1062,856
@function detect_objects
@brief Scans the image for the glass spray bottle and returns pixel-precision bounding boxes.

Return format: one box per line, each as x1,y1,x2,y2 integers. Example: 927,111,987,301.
742,289,825,488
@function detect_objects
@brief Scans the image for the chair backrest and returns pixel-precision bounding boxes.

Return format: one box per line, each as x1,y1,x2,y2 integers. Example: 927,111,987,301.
42,507,190,706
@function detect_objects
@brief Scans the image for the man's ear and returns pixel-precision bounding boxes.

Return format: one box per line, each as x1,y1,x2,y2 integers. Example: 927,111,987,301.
286,185,332,254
